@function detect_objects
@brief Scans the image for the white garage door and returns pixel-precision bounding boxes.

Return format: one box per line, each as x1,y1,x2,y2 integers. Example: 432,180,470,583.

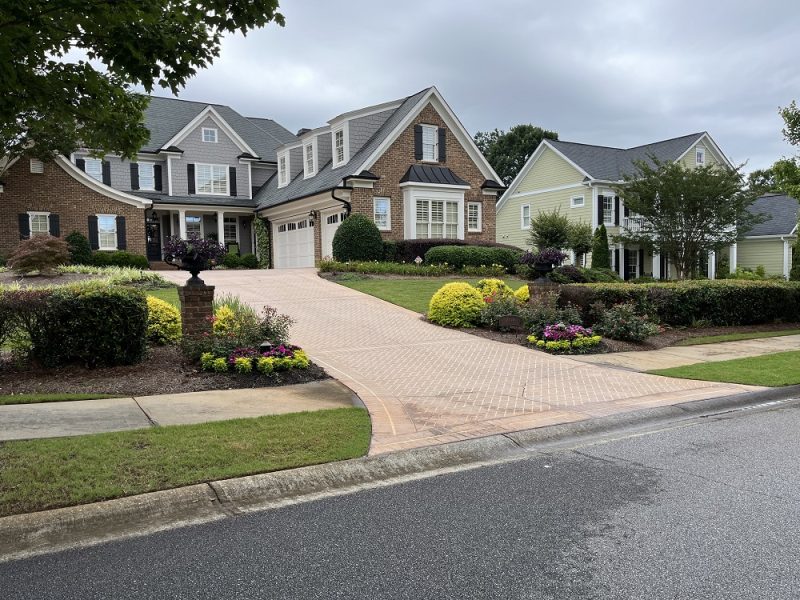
274,218,314,268
321,210,348,259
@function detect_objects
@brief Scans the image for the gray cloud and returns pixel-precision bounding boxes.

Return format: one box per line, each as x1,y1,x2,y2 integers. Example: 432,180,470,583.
170,0,798,171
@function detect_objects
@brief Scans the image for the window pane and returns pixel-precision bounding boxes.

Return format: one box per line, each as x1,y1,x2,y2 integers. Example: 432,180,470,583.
84,158,103,182
431,201,444,223
185,215,201,236
374,198,389,229
97,216,117,249
30,214,49,235
422,126,436,161
446,201,458,222
196,165,212,193
223,217,237,243
335,131,344,163
305,145,314,173
203,128,217,142
139,163,155,190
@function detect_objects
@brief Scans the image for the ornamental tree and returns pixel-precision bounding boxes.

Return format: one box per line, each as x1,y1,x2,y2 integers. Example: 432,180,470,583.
614,157,761,280
0,1,285,178
528,208,570,251
590,224,611,269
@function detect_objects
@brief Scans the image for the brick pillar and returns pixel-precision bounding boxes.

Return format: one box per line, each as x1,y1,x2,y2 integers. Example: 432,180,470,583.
178,284,215,339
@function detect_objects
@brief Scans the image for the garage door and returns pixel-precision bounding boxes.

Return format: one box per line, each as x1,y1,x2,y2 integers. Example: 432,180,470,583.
274,218,314,268
321,210,348,259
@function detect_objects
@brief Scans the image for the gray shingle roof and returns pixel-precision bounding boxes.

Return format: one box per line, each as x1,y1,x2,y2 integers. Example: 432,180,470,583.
255,88,432,210
140,97,296,162
133,192,257,208
548,133,707,180
744,193,799,237
400,165,468,186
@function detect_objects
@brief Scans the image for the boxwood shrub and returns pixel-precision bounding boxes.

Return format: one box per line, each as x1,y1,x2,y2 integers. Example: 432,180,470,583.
332,214,384,262
424,245,523,272
91,250,149,269
559,280,800,326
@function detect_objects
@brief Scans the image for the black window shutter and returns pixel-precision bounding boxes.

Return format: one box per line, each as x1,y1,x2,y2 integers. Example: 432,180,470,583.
154,165,163,191
187,164,195,194
438,127,446,162
18,214,30,239
414,125,423,160
49,214,60,237
102,160,111,185
76,158,85,172
622,249,629,280
623,205,630,218
614,196,620,226
614,248,620,273
229,166,237,196
130,163,139,190
597,195,604,223
88,215,99,250
638,248,645,277
116,216,127,250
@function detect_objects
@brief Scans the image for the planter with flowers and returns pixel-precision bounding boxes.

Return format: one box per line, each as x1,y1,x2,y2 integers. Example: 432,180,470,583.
164,234,227,285
520,248,568,283
527,323,602,354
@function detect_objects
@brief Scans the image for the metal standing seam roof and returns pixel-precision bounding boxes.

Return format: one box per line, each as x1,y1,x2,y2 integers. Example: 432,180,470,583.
254,88,433,210
548,133,707,181
400,165,469,186
744,193,799,237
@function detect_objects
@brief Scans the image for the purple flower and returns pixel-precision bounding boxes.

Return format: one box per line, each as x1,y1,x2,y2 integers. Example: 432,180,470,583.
520,247,568,266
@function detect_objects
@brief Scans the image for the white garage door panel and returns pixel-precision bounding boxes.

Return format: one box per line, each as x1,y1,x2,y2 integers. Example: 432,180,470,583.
321,210,347,260
274,219,314,268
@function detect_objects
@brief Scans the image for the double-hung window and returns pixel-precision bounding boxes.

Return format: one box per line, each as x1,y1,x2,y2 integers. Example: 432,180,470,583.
696,147,705,166
467,203,482,232
278,155,288,187
334,129,345,165
421,125,438,161
138,162,155,190
373,198,391,231
416,199,458,239
602,195,614,224
84,157,103,182
304,143,316,178
185,215,202,237
521,204,531,230
97,215,118,250
29,212,50,236
196,164,228,195
223,217,238,244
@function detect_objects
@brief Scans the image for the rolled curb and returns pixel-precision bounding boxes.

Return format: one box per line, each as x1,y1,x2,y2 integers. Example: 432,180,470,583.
2,385,798,563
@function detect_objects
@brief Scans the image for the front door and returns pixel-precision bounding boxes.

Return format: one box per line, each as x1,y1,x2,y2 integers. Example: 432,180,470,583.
146,220,162,261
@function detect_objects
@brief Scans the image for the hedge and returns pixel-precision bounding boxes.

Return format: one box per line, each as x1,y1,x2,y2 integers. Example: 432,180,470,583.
318,260,506,277
424,245,523,272
91,250,150,269
0,282,148,367
392,239,520,264
559,280,800,326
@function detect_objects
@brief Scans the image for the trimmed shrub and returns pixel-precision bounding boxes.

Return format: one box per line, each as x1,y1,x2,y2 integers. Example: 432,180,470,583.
424,245,523,272
222,253,242,268
240,253,259,269
146,296,181,345
428,282,484,327
395,239,467,263
474,278,514,299
382,240,399,262
7,235,70,275
549,265,588,284
332,214,384,262
92,250,149,269
479,293,521,330
65,231,93,265
591,224,611,269
514,284,530,303
594,303,659,341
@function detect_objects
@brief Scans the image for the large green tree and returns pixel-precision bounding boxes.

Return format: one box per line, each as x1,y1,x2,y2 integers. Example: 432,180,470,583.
773,101,800,198
0,1,284,177
474,124,558,185
614,157,761,280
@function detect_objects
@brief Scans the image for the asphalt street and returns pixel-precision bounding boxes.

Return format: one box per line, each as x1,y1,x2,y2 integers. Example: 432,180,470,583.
3,400,800,599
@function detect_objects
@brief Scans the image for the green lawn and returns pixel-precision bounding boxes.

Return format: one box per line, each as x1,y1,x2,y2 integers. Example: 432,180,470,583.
337,276,525,314
649,351,800,387
0,407,371,517
146,286,179,308
676,329,800,346
0,393,118,406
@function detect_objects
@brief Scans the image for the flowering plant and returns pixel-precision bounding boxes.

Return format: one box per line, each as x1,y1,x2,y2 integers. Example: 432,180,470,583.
520,247,568,267
163,234,227,270
542,322,593,341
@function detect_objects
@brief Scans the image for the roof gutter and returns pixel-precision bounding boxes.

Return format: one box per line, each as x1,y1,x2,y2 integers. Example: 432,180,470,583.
331,185,352,216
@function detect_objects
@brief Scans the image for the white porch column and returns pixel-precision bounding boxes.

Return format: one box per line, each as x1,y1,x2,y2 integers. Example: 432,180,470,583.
783,238,791,280
617,244,625,279
653,252,661,280
217,211,225,246
708,250,716,280
729,243,737,273
178,209,187,239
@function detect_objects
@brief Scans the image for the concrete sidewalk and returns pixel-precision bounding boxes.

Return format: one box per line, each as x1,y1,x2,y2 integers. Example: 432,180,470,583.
570,334,800,372
0,380,358,441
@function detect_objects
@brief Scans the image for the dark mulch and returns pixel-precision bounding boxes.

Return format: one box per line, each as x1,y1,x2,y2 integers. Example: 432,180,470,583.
0,345,329,396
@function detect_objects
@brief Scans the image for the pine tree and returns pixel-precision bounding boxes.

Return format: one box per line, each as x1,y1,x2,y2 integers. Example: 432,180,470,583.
591,224,611,269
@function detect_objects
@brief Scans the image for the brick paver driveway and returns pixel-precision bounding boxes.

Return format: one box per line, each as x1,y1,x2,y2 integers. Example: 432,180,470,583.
164,269,758,454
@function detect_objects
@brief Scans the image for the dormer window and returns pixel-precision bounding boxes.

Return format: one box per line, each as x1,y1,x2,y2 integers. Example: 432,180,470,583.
696,147,705,166
421,125,438,161
332,125,348,167
278,153,289,188
84,157,103,182
202,128,218,143
304,141,316,178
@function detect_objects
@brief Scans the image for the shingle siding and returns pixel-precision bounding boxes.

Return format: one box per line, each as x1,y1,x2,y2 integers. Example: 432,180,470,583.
251,165,276,189
349,109,395,157
317,132,332,172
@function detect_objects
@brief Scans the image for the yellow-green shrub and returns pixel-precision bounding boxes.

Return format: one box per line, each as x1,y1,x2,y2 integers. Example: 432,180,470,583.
428,282,484,327
474,278,513,300
514,284,530,303
146,296,181,345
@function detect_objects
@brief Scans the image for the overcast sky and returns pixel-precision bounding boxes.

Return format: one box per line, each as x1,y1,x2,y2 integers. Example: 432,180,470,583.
168,0,798,172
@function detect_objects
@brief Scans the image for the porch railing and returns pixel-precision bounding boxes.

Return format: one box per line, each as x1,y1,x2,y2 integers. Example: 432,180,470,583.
623,216,648,232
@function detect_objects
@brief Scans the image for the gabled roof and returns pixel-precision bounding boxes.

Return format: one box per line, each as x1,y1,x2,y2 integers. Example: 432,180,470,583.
400,165,469,187
744,193,799,237
141,97,296,162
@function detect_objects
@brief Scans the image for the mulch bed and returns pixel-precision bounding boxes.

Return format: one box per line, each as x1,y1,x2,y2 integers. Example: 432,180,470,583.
0,346,329,396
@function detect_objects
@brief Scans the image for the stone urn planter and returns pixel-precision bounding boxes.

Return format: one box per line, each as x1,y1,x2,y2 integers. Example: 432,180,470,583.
519,248,568,301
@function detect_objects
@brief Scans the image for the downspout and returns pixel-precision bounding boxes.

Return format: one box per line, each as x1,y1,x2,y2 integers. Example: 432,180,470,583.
331,186,352,216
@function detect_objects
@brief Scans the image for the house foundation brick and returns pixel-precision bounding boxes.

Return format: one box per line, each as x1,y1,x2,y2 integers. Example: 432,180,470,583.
178,284,215,339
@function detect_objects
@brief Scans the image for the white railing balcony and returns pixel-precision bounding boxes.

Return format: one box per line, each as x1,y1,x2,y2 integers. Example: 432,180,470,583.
623,216,648,232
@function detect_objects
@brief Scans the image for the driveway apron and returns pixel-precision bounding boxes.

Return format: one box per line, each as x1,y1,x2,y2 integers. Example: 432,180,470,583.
163,270,759,454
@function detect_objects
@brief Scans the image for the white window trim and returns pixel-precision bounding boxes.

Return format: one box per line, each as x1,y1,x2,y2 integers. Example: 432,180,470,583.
602,193,615,225
28,211,50,236
184,214,204,238
195,163,229,196
696,147,705,166
138,161,156,191
96,214,118,250
420,124,439,163
303,138,317,179
277,153,289,188
467,202,482,232
521,204,531,230
373,197,391,231
223,216,239,244
570,195,585,208
202,127,218,143
332,124,349,168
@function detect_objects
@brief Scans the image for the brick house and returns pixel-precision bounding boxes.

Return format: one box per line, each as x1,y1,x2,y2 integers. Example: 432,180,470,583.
255,87,504,267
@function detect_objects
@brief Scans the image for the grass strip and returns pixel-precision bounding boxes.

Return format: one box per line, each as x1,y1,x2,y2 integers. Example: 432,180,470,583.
0,407,371,517
676,329,800,346
649,351,800,387
0,393,118,406
146,286,180,308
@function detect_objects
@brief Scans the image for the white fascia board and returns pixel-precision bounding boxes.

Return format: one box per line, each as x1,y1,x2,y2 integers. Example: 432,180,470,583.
56,155,152,208
740,234,795,240
507,182,588,200
162,106,258,157
328,99,403,128
355,87,502,185
258,191,347,221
